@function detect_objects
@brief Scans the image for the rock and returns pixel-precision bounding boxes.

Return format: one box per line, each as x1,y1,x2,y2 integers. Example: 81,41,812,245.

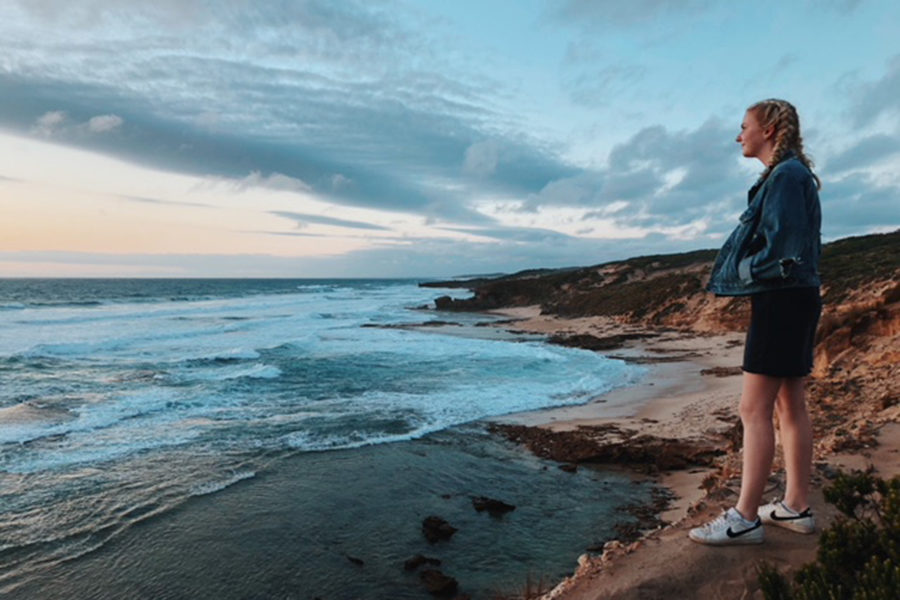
548,332,657,352
471,496,516,516
345,554,364,566
433,293,503,312
404,554,441,571
817,462,841,480
420,569,458,596
434,296,456,310
488,423,726,472
422,516,457,543
559,463,578,473
700,366,744,377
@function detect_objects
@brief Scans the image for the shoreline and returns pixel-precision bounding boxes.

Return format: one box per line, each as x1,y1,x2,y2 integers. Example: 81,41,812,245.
3,304,677,600
481,306,746,528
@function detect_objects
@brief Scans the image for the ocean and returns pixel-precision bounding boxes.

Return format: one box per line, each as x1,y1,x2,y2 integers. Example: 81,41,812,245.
0,278,651,599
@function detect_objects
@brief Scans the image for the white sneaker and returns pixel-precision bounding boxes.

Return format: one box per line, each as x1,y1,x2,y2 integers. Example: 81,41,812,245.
758,500,815,534
689,508,764,545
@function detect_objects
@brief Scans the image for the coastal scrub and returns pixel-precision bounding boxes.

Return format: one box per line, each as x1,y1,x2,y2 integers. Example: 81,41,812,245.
757,469,900,599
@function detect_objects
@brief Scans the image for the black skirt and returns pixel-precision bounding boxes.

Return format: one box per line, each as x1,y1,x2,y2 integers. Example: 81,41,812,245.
743,287,822,377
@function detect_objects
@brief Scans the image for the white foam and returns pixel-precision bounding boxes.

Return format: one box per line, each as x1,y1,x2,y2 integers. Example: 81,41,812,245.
190,471,256,496
0,388,180,445
274,341,643,453
219,363,282,380
0,281,646,475
203,348,261,361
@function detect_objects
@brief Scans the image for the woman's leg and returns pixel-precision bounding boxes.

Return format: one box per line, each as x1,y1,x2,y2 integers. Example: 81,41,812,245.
735,372,784,521
774,377,812,511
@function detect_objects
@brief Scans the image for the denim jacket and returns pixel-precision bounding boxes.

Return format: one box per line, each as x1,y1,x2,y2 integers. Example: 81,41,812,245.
707,153,821,296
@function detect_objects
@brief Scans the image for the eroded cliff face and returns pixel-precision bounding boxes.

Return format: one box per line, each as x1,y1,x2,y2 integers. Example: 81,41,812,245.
809,279,900,454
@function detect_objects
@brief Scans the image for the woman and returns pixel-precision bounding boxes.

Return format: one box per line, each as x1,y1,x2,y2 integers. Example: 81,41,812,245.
690,99,822,546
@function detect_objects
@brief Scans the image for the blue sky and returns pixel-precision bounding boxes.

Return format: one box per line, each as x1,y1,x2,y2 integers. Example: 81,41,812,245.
1,0,898,277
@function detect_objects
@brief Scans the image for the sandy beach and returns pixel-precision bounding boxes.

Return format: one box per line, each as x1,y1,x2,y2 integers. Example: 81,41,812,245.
485,305,900,600
487,306,744,503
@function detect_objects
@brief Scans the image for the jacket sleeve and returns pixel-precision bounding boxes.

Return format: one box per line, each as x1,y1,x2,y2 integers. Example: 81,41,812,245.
737,168,810,283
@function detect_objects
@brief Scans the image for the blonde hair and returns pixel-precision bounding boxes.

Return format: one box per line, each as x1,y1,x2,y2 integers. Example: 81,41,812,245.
748,98,821,189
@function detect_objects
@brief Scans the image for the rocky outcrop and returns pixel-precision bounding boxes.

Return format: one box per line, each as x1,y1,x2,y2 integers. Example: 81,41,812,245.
471,496,516,516
422,516,458,543
488,423,727,474
420,569,459,596
404,554,442,571
547,332,658,351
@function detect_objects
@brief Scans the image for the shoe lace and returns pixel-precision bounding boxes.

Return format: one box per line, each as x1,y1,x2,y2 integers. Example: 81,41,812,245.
700,511,731,531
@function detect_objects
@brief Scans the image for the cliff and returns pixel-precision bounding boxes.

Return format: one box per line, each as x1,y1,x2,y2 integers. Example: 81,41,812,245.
424,230,899,336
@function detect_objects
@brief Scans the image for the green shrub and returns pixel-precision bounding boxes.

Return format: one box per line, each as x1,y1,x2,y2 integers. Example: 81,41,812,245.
758,469,900,600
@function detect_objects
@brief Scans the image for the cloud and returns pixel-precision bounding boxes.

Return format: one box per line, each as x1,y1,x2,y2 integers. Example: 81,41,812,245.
8,0,417,55
583,201,629,219
233,172,312,194
31,110,123,137
562,64,647,107
849,54,900,127
3,0,895,260
776,53,798,68
0,231,712,278
462,139,500,177
826,133,900,173
0,67,567,226
118,194,210,208
0,0,589,228
87,114,123,133
438,225,577,244
524,118,745,233
270,211,392,231
32,110,66,136
820,172,900,237
525,172,604,210
330,174,353,191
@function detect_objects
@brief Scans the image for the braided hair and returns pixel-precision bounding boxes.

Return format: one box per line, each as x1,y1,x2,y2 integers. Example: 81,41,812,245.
748,99,821,189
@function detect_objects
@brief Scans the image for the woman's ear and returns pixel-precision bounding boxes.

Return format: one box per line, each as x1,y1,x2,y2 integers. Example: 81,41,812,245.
763,124,776,140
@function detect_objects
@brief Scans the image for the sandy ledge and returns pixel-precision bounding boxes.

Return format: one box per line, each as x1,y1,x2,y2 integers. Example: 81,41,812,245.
478,306,900,600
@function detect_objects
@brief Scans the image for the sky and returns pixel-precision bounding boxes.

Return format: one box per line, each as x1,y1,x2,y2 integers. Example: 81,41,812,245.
1,0,898,278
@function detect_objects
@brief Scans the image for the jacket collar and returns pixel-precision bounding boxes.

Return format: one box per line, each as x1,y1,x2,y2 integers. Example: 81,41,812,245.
747,150,800,203
777,149,797,164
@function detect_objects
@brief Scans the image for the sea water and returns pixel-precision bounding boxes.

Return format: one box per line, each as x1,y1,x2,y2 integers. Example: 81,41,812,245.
0,279,648,598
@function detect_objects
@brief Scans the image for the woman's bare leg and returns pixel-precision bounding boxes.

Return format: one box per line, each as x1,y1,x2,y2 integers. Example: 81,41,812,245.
735,372,783,521
774,377,812,511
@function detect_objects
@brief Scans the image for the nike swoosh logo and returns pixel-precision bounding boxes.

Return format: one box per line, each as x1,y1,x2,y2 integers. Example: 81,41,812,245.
769,510,808,521
726,524,759,538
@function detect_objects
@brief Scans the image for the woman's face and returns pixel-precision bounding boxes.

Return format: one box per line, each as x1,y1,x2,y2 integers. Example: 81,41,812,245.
736,109,772,161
